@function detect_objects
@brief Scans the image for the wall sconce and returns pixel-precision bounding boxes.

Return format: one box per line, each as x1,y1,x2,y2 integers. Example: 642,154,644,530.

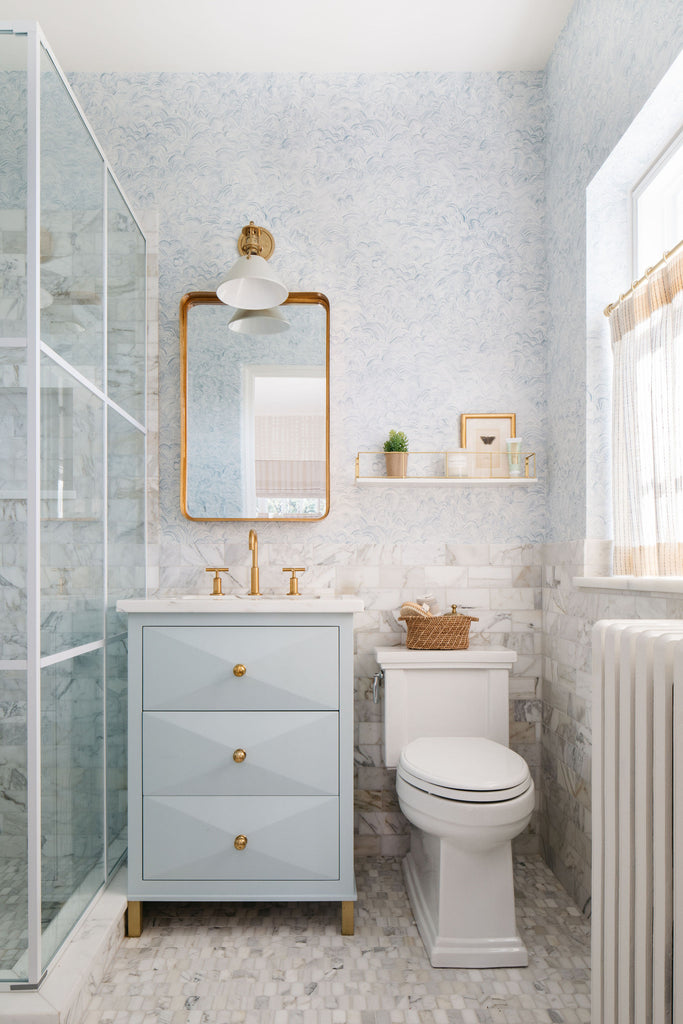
228,306,289,335
216,221,288,310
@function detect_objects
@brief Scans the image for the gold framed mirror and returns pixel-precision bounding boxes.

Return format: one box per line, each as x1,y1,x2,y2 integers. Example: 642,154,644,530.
180,291,330,521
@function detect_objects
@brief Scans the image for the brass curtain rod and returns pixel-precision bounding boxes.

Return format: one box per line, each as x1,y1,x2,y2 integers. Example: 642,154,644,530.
604,236,683,316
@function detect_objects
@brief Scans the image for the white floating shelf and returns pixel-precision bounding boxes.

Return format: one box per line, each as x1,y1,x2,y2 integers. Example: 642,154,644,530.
355,450,537,485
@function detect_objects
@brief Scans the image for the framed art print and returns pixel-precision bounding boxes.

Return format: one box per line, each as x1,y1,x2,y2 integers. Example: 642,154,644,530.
461,413,516,478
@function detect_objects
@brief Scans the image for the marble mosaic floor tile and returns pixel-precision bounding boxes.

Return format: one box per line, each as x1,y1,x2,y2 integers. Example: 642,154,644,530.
82,855,590,1024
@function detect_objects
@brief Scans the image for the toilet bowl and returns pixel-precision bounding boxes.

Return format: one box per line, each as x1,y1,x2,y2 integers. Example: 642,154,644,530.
375,646,534,969
396,736,534,968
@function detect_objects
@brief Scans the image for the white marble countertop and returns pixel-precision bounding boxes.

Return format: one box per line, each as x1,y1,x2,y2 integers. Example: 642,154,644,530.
117,595,365,614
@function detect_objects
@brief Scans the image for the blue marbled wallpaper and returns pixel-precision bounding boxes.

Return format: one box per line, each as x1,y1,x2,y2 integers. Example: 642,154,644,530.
70,71,547,551
544,0,683,541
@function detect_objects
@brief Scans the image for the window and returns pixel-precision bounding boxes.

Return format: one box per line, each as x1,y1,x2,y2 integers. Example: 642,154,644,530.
632,129,683,277
607,132,683,576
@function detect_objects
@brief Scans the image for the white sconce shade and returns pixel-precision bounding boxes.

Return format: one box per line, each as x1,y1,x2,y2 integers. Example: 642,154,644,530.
228,306,290,335
217,254,288,309
216,221,288,309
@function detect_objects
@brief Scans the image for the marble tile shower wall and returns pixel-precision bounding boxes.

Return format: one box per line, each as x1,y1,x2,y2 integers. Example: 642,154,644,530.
0,210,158,928
0,209,106,661
0,669,25,869
41,652,105,902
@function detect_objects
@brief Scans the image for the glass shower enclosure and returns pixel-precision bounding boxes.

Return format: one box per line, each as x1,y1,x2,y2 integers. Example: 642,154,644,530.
0,23,146,986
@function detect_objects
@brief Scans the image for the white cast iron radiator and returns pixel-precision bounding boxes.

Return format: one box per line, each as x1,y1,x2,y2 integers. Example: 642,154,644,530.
592,620,683,1024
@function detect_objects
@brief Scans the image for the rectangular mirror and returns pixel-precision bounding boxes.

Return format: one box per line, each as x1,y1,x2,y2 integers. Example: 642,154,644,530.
180,292,330,520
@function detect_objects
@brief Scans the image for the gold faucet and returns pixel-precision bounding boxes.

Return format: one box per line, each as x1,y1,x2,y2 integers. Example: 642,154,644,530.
205,567,230,595
248,529,260,595
283,567,306,595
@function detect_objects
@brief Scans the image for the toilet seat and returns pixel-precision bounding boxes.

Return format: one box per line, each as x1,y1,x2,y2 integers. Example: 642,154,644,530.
398,736,532,803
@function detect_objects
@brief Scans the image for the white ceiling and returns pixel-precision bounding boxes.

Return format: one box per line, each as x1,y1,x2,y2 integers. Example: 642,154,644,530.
0,0,575,72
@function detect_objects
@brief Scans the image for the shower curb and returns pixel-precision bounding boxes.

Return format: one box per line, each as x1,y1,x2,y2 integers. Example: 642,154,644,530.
0,866,127,1023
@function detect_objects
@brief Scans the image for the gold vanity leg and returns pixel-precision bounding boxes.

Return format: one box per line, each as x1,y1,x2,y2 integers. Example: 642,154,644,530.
126,900,142,937
341,900,354,935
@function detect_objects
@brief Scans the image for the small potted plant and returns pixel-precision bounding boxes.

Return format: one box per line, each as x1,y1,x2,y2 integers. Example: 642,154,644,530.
383,429,409,478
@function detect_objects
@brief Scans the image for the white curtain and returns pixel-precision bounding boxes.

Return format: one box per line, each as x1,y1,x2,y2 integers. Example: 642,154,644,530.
254,415,326,498
610,248,683,575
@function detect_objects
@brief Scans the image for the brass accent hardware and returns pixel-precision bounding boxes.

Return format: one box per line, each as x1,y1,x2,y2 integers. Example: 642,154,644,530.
237,221,275,261
233,664,247,677
126,900,142,938
282,567,306,595
604,236,683,317
234,834,248,851
205,567,230,595
233,748,247,763
248,529,260,595
341,901,354,935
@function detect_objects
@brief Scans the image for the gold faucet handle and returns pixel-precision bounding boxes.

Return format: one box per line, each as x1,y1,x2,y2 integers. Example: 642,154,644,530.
205,567,230,596
282,567,306,596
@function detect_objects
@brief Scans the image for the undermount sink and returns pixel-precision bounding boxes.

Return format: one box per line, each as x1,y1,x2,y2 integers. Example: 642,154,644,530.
177,594,238,600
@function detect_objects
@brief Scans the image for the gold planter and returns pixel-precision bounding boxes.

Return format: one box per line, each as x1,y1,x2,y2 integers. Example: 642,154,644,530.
384,451,408,478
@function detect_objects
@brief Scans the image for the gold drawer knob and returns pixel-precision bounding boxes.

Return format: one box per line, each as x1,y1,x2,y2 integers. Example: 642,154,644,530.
233,664,246,677
233,748,246,763
234,834,248,851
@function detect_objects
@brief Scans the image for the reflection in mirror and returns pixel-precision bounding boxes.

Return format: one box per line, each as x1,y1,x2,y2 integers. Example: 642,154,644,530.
181,292,329,520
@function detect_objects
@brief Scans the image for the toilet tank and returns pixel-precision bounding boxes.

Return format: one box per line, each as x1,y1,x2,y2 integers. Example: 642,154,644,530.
374,646,518,767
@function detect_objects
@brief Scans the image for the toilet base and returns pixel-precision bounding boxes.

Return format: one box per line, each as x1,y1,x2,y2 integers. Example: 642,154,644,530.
402,831,529,969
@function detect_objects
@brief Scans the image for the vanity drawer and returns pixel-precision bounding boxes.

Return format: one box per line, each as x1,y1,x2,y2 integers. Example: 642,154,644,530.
143,795,339,881
143,625,339,711
143,711,338,796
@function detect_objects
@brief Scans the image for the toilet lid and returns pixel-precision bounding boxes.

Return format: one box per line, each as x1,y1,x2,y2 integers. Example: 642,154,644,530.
399,736,532,803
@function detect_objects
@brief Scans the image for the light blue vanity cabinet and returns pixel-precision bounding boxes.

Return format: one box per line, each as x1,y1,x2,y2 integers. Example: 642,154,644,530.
117,597,363,937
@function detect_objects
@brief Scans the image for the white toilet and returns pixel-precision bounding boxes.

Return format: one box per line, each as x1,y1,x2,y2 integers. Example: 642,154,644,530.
375,645,534,969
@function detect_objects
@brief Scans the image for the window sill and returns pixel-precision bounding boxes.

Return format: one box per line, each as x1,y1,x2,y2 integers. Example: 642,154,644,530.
573,576,683,597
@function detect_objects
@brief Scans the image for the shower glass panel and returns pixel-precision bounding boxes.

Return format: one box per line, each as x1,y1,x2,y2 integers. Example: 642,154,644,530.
0,28,29,982
107,410,145,633
105,638,129,871
107,174,146,424
107,410,146,868
40,358,105,659
40,46,104,389
40,649,105,971
0,24,146,987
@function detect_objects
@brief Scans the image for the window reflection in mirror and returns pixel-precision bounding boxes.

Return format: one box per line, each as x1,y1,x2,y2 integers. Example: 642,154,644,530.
180,292,330,520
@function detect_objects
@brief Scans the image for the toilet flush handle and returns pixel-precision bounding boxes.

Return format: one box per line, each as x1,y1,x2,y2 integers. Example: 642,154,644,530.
372,669,384,704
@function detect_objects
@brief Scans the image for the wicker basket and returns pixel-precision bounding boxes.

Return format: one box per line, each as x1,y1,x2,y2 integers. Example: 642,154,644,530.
398,606,479,650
